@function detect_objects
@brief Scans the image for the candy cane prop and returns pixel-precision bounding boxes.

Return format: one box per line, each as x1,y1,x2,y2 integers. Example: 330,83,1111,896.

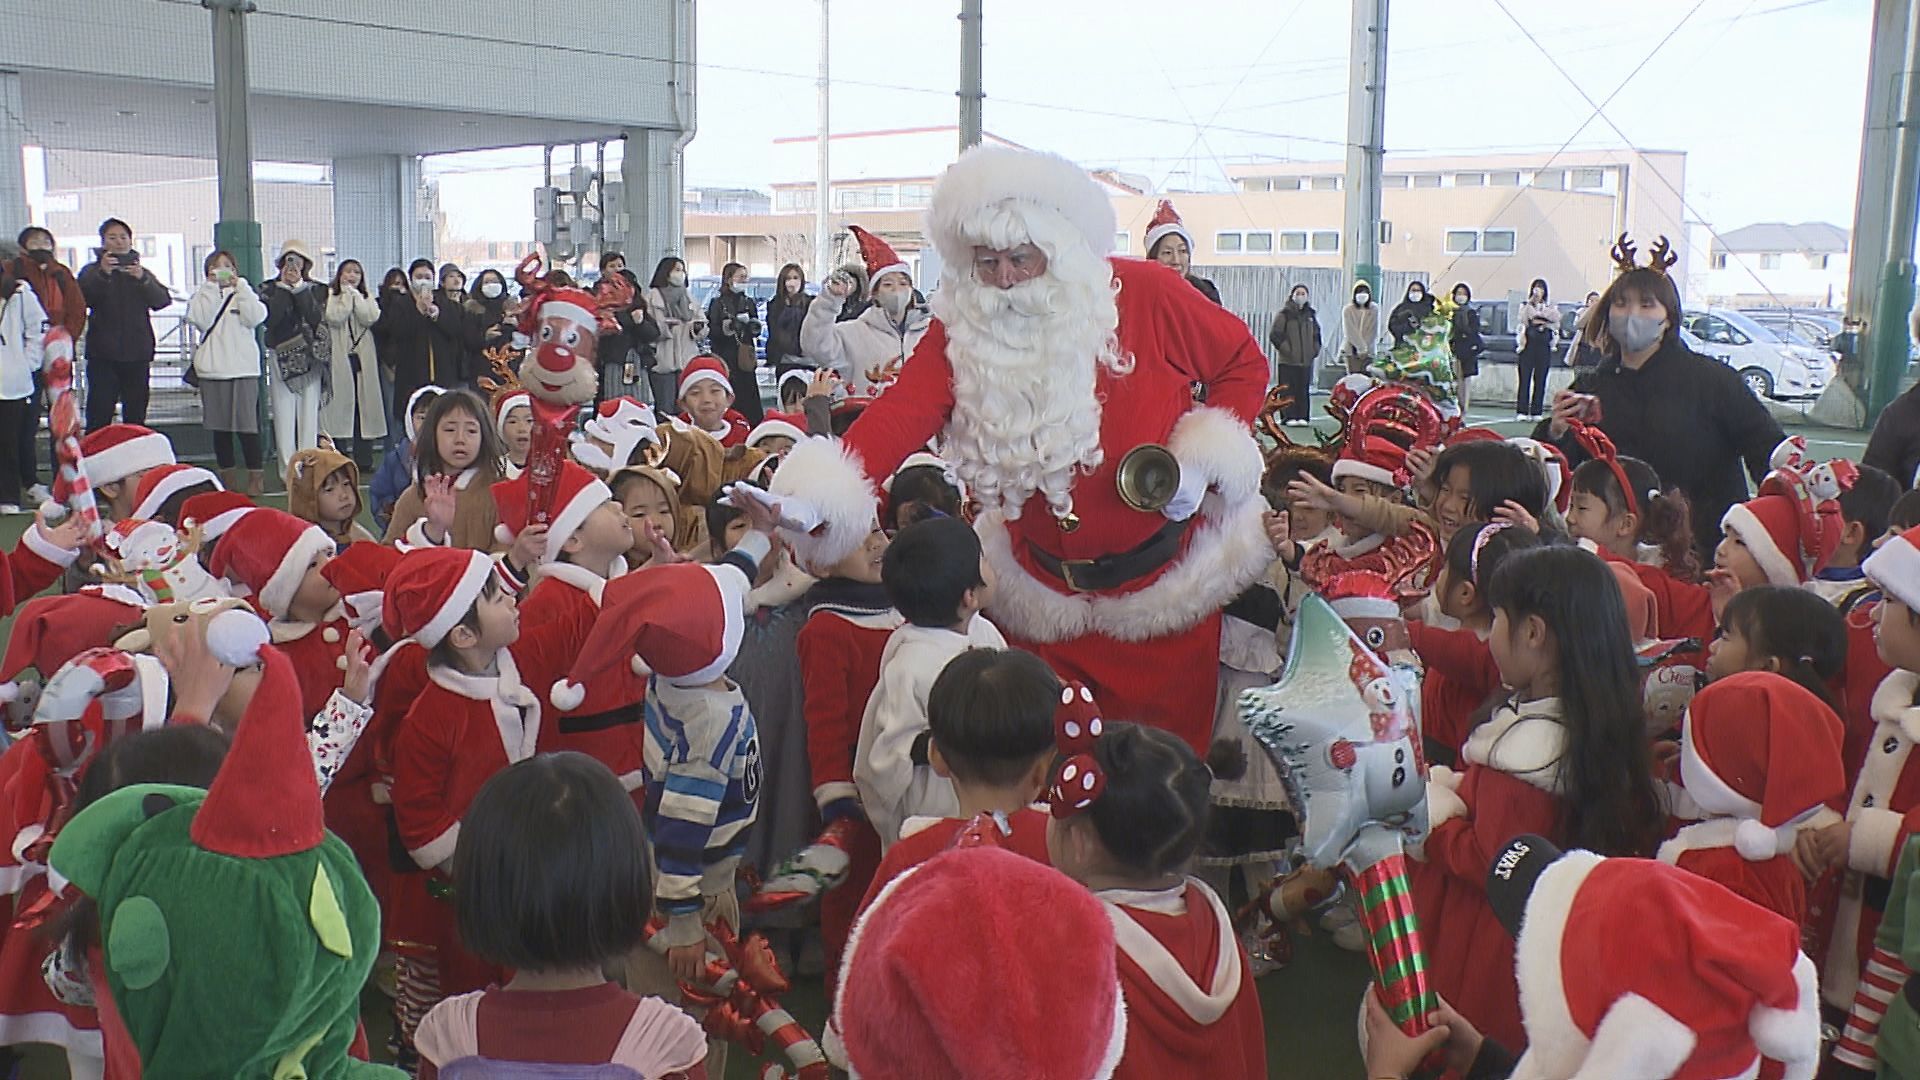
1240,593,1438,1035
642,915,828,1079
40,329,103,550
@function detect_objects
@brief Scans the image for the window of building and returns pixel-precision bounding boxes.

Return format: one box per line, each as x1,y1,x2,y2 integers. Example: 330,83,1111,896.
1413,173,1441,189
1531,170,1565,189
900,183,933,208
138,238,157,257
1310,175,1341,191
1279,231,1308,252
1245,231,1275,254
1482,229,1516,254
1445,229,1480,255
1489,171,1520,187
1445,228,1516,255
774,188,815,212
1270,177,1302,191
1454,172,1486,187
1311,230,1340,252
1382,174,1410,189
1113,232,1130,254
1811,254,1829,270
1215,231,1243,253
1571,168,1605,190
1712,253,1728,269
836,184,896,210
1759,253,1781,270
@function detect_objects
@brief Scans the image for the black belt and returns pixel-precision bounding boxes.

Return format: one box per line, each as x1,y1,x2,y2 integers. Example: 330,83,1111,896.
557,703,645,735
1029,517,1191,594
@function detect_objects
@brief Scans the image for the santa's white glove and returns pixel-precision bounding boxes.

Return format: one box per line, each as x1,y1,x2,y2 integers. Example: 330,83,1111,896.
1162,461,1209,522
726,481,824,535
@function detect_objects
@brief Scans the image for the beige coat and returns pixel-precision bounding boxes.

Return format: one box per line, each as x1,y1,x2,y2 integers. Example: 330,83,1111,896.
321,288,387,441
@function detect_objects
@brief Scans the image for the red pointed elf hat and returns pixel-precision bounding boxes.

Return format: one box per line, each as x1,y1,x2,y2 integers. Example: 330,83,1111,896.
189,646,325,858
1143,199,1193,257
848,225,909,292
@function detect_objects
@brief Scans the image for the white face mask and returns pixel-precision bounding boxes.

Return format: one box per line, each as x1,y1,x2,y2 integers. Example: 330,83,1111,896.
668,270,687,287
878,290,911,319
479,281,503,299
412,277,434,293
1408,290,1424,303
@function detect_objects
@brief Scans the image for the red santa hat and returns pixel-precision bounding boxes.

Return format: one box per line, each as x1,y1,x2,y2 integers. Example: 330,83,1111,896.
128,463,222,522
835,846,1126,1080
847,225,910,292
1488,837,1820,1079
778,368,814,399
1320,570,1399,622
677,355,733,403
1331,435,1410,489
1678,671,1846,860
492,388,531,433
178,490,257,541
746,411,808,449
1507,437,1571,515
189,646,327,859
320,541,402,634
522,287,600,382
1142,199,1193,258
381,547,498,649
206,508,336,621
1720,462,1853,587
0,591,146,705
925,144,1117,269
490,460,614,567
79,423,175,490
1866,527,1920,612
550,559,750,707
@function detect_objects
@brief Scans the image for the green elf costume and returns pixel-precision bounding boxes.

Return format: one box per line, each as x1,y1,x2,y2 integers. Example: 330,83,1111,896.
48,645,402,1079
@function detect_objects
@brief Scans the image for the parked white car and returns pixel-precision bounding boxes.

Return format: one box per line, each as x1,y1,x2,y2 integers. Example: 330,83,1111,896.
1682,308,1832,401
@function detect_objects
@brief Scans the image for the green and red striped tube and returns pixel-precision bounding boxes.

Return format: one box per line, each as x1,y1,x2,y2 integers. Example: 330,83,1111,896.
1351,852,1438,1035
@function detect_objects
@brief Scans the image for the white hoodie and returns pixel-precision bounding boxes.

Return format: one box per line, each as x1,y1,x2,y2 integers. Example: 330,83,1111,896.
0,282,46,401
186,276,268,380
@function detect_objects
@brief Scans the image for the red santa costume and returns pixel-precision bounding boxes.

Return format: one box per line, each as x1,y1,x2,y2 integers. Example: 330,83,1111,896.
768,145,1270,752
177,489,257,546
858,805,1051,915
314,540,403,914
1657,672,1846,925
1101,878,1266,1080
676,356,751,447
492,461,649,793
1487,837,1821,1080
207,508,350,719
0,516,86,618
1825,530,1920,1012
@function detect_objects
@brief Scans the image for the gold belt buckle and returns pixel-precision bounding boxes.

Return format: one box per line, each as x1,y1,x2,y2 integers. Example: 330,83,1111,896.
1058,558,1098,593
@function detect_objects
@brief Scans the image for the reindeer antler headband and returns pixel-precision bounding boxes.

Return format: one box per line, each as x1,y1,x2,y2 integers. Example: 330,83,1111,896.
1570,420,1644,519
1610,232,1678,275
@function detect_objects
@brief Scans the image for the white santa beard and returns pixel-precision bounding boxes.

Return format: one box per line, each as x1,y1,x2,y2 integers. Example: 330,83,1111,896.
938,254,1126,520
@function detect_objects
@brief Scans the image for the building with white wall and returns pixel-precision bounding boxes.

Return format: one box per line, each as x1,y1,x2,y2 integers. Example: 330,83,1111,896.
1701,222,1849,308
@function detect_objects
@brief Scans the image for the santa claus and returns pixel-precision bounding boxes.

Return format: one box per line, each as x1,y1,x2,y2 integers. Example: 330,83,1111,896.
769,145,1270,750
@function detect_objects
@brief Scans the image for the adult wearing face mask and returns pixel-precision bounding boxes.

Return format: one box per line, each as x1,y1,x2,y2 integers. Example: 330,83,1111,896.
1267,283,1321,425
801,226,930,396
77,216,173,430
321,259,386,471
258,239,331,467
1387,280,1433,348
706,261,765,424
1515,277,1557,421
1339,279,1380,375
1448,282,1485,413
1537,247,1782,558
766,262,813,377
432,263,474,385
463,267,518,371
376,257,466,427
187,249,267,494
8,227,85,503
643,255,706,409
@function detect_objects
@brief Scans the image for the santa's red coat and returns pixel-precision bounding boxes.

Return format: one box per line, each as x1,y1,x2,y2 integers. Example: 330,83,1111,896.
786,258,1271,750
518,567,651,793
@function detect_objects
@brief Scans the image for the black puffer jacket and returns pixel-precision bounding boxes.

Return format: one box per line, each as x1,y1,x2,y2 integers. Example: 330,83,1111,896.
1866,380,1920,489
77,258,172,365
766,290,812,365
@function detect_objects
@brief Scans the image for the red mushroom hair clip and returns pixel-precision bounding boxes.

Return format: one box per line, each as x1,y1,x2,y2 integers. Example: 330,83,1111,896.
1047,682,1107,819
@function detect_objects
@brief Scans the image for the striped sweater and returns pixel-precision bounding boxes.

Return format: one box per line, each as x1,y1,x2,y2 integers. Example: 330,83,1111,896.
643,677,762,948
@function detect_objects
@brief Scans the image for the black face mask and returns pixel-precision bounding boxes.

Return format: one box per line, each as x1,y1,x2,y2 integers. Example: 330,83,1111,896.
25,250,52,265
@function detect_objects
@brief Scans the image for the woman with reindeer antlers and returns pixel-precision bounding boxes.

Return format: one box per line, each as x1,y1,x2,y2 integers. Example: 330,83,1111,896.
1533,234,1783,559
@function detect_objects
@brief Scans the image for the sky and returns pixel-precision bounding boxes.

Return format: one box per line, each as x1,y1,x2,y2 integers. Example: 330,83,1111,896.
434,0,1873,246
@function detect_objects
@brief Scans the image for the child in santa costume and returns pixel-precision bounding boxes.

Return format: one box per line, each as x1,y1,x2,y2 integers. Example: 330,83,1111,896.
1411,545,1668,1053
1565,441,1712,635
1715,452,1854,610
69,423,176,523
835,845,1126,1080
855,515,1006,849
856,648,1060,914
0,505,88,617
491,387,532,479
207,508,356,718
1659,671,1846,924
1412,522,1542,762
745,410,806,457
381,388,508,551
675,356,750,448
179,489,256,569
126,462,221,526
1044,718,1265,1079
547,512,773,1077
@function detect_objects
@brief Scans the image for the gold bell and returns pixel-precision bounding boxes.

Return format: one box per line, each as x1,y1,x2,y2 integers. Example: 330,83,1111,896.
1055,510,1081,533
1115,443,1182,513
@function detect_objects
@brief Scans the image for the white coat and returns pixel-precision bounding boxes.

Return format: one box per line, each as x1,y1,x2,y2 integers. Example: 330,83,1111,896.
185,277,267,381
799,291,931,396
321,287,387,441
643,287,705,375
0,282,47,401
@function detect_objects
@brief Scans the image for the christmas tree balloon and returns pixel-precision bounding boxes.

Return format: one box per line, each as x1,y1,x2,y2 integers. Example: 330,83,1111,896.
1373,294,1460,408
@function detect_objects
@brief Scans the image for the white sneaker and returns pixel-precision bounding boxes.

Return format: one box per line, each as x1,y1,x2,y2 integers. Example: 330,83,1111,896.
0,504,20,516
24,484,50,505
1513,412,1529,422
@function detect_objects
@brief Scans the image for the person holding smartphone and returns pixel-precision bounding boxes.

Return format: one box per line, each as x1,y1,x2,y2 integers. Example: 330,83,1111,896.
77,217,173,430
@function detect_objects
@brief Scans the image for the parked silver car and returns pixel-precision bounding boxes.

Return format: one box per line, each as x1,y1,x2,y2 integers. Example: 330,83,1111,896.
1682,308,1833,401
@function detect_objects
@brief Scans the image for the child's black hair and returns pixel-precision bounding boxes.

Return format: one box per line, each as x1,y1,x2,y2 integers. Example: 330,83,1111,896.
1081,722,1212,878
1262,450,1333,514
1719,587,1847,712
413,388,504,490
1891,489,1920,533
152,481,220,528
1841,465,1902,552
926,648,1059,788
426,575,502,670
704,497,744,556
887,466,963,530
882,516,986,628
1431,440,1548,524
454,752,654,972
1444,521,1541,593
1569,454,1700,582
1485,545,1664,857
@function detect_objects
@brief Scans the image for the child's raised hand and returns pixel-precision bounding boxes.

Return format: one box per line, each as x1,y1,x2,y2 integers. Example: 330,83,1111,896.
341,629,374,705
1286,474,1341,514
638,520,690,566
157,627,237,723
508,523,550,571
423,474,458,542
1491,500,1540,534
1705,568,1741,623
1262,509,1295,561
33,504,85,552
806,368,839,400
1406,446,1439,489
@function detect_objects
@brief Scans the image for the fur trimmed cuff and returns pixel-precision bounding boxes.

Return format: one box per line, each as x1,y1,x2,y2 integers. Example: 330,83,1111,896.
409,823,459,871
1849,806,1906,878
1166,405,1263,505
769,437,879,574
403,517,443,548
19,523,80,568
814,782,861,814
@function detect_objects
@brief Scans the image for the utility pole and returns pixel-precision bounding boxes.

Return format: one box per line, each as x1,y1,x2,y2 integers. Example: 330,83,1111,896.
813,0,832,284
1342,0,1389,301
958,0,984,152
205,0,261,284
1846,0,1920,422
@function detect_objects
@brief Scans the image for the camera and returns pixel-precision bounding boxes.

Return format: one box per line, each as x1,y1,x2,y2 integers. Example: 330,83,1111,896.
729,314,763,340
